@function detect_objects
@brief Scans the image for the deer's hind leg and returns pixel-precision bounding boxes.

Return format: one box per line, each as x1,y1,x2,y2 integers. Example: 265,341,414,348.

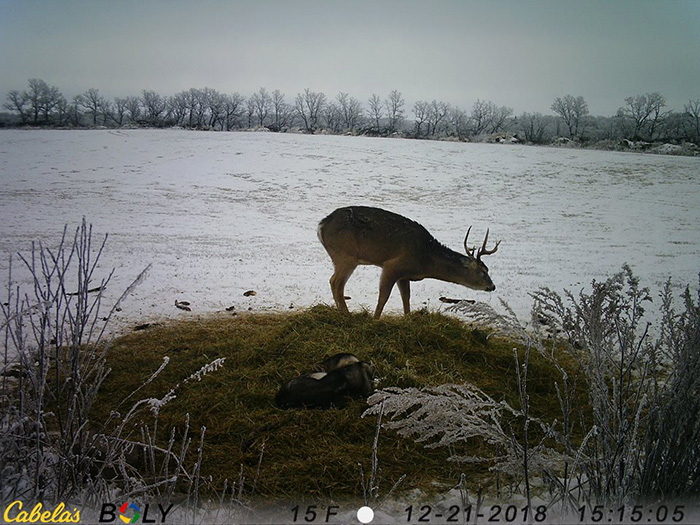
329,258,357,313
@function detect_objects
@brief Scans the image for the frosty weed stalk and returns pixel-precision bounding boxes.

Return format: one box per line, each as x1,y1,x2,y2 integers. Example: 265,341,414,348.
0,219,227,514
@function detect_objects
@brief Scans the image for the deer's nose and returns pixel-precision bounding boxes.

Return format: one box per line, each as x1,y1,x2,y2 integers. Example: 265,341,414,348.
486,284,496,292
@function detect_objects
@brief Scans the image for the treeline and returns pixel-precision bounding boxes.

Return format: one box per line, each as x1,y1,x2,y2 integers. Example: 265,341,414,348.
3,78,700,149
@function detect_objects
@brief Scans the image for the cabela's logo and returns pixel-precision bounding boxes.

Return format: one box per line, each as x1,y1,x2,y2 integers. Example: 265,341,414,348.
2,501,81,523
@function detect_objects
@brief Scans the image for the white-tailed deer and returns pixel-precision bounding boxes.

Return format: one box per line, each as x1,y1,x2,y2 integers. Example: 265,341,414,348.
318,206,500,319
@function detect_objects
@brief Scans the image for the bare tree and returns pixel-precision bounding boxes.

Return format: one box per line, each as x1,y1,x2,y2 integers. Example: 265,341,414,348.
618,92,667,141
336,92,351,130
489,104,513,134
368,93,383,132
124,96,142,124
178,89,195,127
245,97,256,128
295,88,326,133
659,111,689,143
450,107,470,140
685,99,700,143
551,95,589,140
250,87,271,127
223,92,245,130
26,78,49,123
203,87,224,129
141,90,167,127
470,99,494,136
336,92,363,133
187,88,207,127
519,112,549,144
4,90,30,123
99,98,113,126
54,95,70,126
169,91,188,127
172,87,224,129
270,89,288,131
385,90,405,134
10,79,65,125
67,96,82,127
426,100,450,136
324,101,341,133
78,88,106,126
413,100,429,137
112,97,129,127
41,84,64,124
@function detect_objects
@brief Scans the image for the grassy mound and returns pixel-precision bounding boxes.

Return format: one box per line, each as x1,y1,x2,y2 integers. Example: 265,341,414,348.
94,305,579,502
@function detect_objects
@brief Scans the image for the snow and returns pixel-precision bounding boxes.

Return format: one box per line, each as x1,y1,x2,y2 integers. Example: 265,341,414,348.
1,129,699,334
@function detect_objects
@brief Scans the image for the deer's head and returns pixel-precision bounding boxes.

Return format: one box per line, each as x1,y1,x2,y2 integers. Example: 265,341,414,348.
460,226,500,291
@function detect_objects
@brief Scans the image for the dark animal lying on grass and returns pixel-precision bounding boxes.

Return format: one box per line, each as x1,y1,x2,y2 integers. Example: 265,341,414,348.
275,353,375,409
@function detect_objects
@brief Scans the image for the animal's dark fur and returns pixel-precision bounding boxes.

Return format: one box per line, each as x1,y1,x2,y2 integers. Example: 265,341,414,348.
275,353,374,409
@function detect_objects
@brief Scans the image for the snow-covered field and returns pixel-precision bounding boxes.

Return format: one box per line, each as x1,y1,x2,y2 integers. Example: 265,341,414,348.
1,129,699,333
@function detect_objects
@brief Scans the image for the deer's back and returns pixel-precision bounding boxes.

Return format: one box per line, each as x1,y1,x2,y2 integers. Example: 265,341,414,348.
318,206,436,265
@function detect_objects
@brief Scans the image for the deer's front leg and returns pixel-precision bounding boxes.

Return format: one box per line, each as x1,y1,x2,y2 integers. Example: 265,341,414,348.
397,279,411,315
374,269,400,319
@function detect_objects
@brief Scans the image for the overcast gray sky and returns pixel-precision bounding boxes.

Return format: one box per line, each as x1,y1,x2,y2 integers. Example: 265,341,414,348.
1,0,699,115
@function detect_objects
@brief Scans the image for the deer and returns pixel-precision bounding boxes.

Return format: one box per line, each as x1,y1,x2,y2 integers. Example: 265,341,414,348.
317,206,500,319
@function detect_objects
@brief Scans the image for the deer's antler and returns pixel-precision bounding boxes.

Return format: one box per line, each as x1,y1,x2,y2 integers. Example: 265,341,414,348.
477,229,500,260
463,226,477,259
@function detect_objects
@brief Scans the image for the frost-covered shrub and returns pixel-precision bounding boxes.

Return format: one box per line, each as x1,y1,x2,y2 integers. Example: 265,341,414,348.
532,266,700,504
365,383,563,472
1,221,126,503
531,265,657,504
0,220,225,508
638,278,700,501
364,265,700,507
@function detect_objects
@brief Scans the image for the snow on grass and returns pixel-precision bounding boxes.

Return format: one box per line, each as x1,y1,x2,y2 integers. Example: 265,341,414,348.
1,129,698,332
